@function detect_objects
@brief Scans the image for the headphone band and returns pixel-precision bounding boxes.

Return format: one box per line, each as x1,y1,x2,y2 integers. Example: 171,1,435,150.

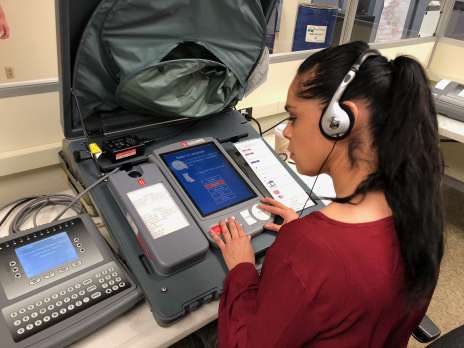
320,49,380,140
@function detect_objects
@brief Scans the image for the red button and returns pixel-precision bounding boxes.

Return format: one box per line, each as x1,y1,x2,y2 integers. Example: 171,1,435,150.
209,225,221,235
137,178,145,186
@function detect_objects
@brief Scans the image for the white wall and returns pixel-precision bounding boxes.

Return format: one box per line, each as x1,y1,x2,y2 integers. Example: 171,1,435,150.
0,0,57,83
238,41,436,117
428,39,464,84
0,92,62,177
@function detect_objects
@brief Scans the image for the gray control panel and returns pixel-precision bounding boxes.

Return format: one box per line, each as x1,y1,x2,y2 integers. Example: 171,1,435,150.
0,215,141,348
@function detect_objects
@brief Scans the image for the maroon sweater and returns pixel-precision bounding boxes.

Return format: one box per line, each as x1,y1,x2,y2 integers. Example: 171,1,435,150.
218,212,429,348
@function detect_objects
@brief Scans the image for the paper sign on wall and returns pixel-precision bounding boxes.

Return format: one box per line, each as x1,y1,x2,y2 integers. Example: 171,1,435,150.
305,25,327,43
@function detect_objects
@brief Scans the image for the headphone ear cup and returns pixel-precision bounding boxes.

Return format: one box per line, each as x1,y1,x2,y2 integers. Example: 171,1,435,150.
338,103,355,139
319,103,354,140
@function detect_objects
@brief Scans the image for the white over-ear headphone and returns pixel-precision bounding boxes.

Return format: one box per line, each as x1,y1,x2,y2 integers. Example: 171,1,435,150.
319,49,380,140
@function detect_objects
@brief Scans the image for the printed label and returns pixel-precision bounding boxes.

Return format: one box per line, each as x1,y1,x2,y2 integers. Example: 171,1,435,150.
127,184,189,239
305,25,327,43
116,148,136,160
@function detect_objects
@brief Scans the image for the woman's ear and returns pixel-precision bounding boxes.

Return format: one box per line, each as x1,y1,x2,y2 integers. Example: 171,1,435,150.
341,100,366,128
341,101,358,119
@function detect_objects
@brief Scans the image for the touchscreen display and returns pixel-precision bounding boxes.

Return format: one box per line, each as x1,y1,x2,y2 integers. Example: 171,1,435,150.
161,142,256,216
15,232,79,278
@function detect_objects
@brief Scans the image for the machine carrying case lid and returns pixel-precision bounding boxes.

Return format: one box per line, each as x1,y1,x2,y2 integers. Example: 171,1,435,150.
64,0,270,140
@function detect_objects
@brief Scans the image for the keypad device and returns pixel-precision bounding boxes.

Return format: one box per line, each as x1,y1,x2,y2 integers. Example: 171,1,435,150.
0,218,103,301
2,262,130,342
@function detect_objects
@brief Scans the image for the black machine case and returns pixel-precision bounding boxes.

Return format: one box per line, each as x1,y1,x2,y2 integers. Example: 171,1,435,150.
57,0,324,325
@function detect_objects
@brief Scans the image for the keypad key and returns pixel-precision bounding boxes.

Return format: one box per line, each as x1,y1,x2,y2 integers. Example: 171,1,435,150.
22,316,30,322
26,324,33,331
17,328,25,335
43,316,50,323
10,312,18,318
31,312,38,319
39,308,46,315
51,312,59,319
18,308,26,314
35,320,42,326
13,320,21,326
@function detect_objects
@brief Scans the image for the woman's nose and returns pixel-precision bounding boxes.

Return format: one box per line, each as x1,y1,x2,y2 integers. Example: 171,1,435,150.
283,123,291,139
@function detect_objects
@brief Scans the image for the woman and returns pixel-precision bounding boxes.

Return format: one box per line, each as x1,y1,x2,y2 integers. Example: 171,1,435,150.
211,41,444,347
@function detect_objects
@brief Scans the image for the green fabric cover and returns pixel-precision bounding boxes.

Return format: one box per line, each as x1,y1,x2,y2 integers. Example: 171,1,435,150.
72,0,266,120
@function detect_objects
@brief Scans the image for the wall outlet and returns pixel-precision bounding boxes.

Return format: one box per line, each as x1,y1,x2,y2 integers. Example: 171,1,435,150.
238,107,253,119
5,67,15,79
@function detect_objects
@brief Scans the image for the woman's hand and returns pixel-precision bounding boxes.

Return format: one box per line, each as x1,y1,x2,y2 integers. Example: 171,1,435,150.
259,197,299,232
210,218,255,271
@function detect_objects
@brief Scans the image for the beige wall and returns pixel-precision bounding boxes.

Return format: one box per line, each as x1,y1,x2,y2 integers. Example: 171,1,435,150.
0,0,57,83
428,39,464,84
0,92,63,176
238,41,436,117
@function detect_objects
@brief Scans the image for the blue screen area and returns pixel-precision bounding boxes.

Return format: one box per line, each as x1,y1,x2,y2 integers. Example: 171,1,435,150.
162,142,256,216
15,232,79,278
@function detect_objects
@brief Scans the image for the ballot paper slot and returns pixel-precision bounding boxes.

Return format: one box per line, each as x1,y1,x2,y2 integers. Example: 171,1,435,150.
223,145,270,199
138,252,155,275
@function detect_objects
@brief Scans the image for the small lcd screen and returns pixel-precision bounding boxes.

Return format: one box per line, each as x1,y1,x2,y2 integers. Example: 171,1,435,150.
161,142,257,216
15,232,79,278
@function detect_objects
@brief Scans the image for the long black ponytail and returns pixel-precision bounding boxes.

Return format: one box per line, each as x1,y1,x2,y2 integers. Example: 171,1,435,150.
296,42,444,303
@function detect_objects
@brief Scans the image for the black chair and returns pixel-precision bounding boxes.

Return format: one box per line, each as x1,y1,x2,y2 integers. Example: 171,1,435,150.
413,315,464,347
426,325,464,347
